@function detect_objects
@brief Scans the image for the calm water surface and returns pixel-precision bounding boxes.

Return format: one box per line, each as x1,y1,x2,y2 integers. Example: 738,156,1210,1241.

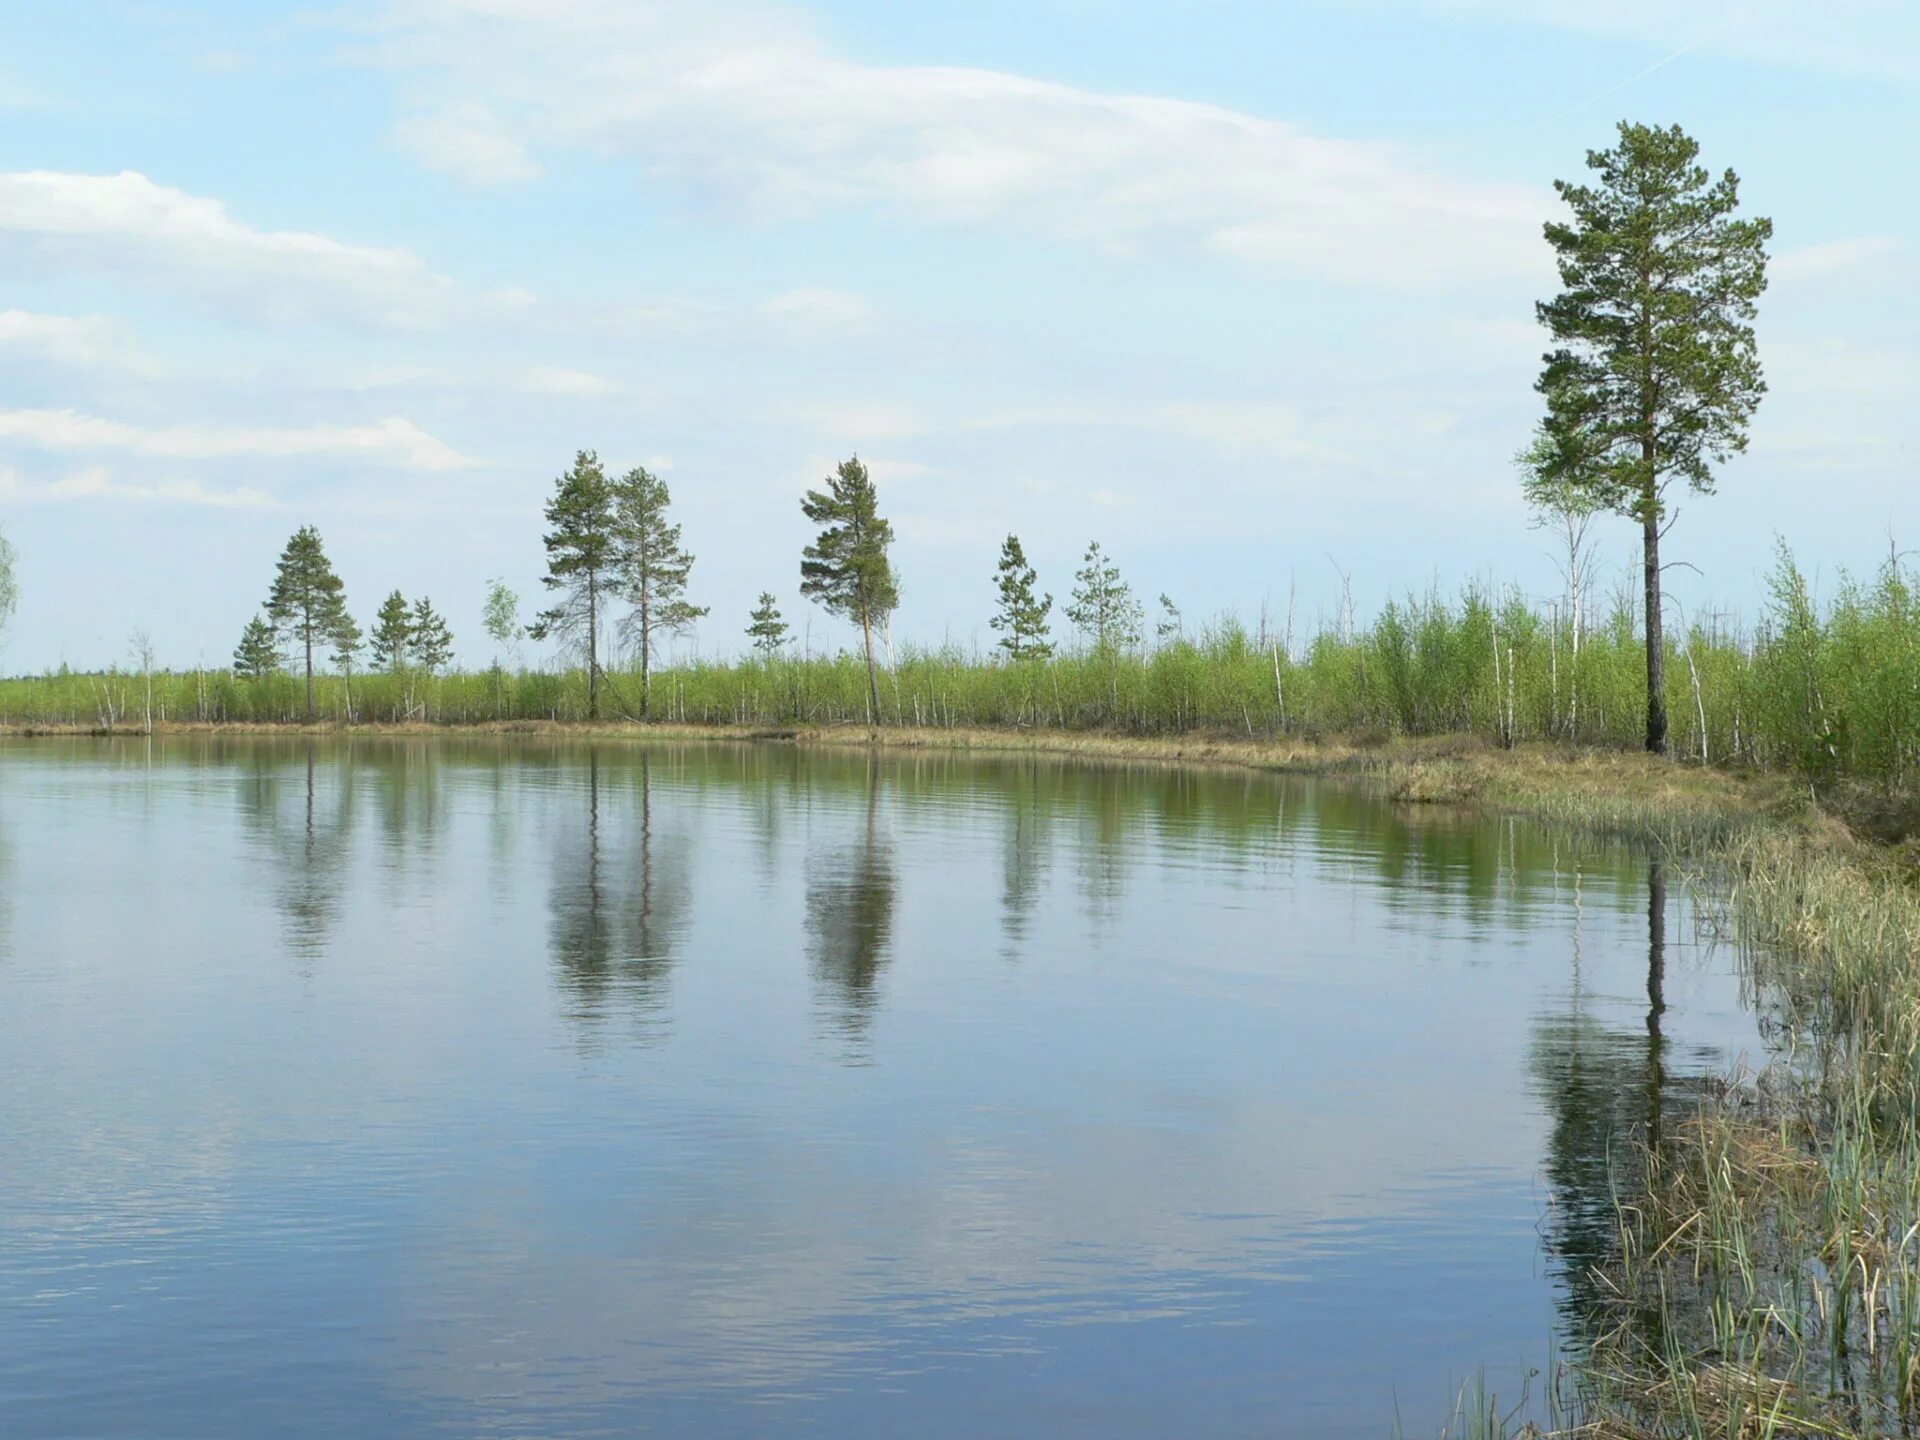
0,738,1769,1438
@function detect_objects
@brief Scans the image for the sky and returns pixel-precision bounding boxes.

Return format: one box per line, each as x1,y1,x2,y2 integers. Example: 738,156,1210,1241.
0,0,1914,671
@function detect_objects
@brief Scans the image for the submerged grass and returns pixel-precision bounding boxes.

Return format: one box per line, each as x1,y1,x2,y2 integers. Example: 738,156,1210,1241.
1411,787,1920,1436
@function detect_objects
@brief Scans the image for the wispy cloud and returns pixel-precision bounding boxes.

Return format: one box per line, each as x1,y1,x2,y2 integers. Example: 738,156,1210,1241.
0,170,531,330
0,408,473,471
1772,236,1900,280
359,0,1550,289
0,464,277,509
763,288,873,327
0,310,144,370
392,108,544,184
1398,1,1920,82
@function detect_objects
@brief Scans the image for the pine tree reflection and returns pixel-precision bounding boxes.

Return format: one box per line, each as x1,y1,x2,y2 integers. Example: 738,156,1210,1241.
236,741,355,959
550,749,689,1043
1532,856,1685,1337
805,758,896,1061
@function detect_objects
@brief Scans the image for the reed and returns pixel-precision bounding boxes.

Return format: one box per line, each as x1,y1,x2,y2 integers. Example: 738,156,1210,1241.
4,545,1917,796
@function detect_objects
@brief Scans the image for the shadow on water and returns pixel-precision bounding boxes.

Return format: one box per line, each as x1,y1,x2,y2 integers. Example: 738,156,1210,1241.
548,748,691,1045
804,754,897,1062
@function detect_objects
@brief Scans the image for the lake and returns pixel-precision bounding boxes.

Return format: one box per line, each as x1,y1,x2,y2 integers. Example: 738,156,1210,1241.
0,737,1767,1438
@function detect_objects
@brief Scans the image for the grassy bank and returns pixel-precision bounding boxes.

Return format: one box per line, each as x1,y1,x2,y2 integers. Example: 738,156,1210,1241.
5,540,1917,793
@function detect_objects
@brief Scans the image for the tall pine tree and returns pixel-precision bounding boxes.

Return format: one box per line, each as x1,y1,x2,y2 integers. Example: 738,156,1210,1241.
265,525,352,720
800,456,898,725
613,465,707,719
1531,122,1770,754
990,534,1053,661
529,450,618,720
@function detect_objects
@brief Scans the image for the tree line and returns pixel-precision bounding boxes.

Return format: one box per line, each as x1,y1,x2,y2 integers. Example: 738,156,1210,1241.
1,120,1781,763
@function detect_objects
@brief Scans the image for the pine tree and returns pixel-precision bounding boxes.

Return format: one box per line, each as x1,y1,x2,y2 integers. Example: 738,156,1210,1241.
1156,593,1182,644
800,456,898,724
529,450,618,720
371,590,412,671
746,592,790,655
989,534,1053,661
408,596,454,674
1064,541,1142,653
613,465,708,718
233,614,281,679
265,525,352,720
1065,540,1141,718
1531,121,1770,755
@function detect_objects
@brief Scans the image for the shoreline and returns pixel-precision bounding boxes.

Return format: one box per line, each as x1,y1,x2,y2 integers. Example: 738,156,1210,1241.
4,714,1829,842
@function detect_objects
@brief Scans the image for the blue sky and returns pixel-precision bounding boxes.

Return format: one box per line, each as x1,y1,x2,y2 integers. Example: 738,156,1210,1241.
0,0,1914,670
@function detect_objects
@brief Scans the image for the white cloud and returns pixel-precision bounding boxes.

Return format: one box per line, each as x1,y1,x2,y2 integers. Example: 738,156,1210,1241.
518,366,617,396
0,408,473,471
791,402,920,441
393,109,544,184
1772,236,1900,280
764,288,872,327
0,170,529,329
0,310,138,369
1402,1,1920,81
0,464,277,509
363,0,1550,288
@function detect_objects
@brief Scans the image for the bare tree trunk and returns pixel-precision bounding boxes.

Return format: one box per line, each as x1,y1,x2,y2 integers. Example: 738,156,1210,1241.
304,625,315,722
860,603,882,726
587,574,600,721
1645,858,1667,1147
639,589,652,721
1642,500,1668,755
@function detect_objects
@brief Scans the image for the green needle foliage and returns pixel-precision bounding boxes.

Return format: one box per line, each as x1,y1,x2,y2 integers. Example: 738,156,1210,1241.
801,455,898,725
408,596,453,674
990,534,1053,661
1065,541,1143,713
613,464,707,718
1156,594,1182,643
371,590,412,672
530,450,618,720
264,524,353,720
1532,120,1771,755
329,609,364,714
1065,541,1142,654
232,614,281,679
746,592,790,654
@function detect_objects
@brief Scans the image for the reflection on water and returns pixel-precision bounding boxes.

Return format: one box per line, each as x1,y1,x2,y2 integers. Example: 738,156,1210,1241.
0,737,1770,1439
550,752,689,1042
1530,857,1694,1337
804,758,896,1059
